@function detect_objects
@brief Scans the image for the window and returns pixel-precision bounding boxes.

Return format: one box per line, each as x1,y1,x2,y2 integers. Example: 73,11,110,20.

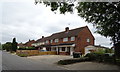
51,48,56,51
63,38,68,42
87,38,90,42
54,39,59,43
50,40,53,43
45,40,49,44
61,47,65,51
71,37,75,41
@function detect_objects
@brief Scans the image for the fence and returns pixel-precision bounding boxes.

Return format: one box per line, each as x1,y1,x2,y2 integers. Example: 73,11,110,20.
39,51,57,55
16,50,57,56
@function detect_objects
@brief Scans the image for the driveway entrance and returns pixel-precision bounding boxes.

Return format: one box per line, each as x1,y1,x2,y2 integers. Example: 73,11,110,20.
27,55,73,64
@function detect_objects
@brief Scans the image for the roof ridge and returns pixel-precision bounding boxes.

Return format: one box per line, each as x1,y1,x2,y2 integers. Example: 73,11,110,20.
52,26,87,35
35,26,88,43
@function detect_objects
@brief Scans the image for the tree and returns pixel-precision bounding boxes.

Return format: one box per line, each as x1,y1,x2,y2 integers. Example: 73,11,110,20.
2,42,12,52
12,38,18,52
35,1,120,58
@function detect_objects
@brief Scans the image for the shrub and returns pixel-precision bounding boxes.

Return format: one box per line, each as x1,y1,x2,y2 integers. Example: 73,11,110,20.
85,53,102,61
17,54,28,57
102,53,114,63
57,57,89,65
85,53,115,63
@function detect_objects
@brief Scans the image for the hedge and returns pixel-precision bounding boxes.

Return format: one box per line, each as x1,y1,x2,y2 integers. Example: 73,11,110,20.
57,57,89,65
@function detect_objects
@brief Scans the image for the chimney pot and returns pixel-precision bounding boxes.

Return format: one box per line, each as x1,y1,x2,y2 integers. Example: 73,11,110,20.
42,36,44,38
65,27,69,32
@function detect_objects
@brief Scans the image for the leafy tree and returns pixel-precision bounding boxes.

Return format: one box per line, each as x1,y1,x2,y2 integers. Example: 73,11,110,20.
35,1,120,58
2,42,12,52
12,38,18,52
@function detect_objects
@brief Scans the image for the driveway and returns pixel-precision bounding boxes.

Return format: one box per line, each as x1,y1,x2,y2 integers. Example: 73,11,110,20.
27,55,120,70
27,55,73,65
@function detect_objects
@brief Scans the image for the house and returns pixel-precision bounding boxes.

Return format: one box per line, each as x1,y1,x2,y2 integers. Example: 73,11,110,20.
85,45,109,55
32,26,95,55
18,40,35,48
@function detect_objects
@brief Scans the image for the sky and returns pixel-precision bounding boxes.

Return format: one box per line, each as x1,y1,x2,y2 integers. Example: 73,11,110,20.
0,0,112,48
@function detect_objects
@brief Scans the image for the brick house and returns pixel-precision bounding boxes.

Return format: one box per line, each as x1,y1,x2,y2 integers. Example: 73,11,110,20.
18,40,35,48
32,26,95,55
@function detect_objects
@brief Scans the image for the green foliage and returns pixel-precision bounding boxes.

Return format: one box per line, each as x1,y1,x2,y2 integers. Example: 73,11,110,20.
85,53,101,61
2,42,12,52
58,57,89,65
17,54,28,57
105,48,114,53
85,53,115,63
76,2,120,43
12,38,18,52
94,48,105,54
36,1,74,14
115,42,120,58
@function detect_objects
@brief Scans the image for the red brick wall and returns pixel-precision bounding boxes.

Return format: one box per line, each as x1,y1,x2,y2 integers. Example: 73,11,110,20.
75,26,94,54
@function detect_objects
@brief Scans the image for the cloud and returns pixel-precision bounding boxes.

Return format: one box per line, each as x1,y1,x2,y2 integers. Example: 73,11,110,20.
1,1,112,48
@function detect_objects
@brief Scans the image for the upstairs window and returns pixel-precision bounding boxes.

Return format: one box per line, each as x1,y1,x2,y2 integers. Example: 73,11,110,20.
71,37,75,41
87,38,90,42
45,40,49,44
50,40,53,43
55,39,59,43
63,38,68,42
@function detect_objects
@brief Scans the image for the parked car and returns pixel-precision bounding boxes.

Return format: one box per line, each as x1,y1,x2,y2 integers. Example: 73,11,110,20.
40,49,47,52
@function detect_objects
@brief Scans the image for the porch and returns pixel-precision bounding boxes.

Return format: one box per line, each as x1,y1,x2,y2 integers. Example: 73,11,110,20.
51,43,75,55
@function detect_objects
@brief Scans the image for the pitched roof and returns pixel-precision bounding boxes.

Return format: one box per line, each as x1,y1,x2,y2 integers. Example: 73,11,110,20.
35,26,87,43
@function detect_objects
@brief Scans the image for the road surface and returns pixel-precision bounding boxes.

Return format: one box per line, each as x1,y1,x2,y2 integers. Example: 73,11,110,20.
2,51,65,70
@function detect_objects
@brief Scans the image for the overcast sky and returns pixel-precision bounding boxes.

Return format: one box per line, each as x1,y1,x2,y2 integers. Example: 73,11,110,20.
0,0,112,48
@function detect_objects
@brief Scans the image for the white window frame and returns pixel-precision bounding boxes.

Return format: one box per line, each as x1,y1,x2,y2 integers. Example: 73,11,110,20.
71,37,75,41
45,40,49,44
50,40,53,43
54,39,59,43
63,38,68,42
87,38,90,42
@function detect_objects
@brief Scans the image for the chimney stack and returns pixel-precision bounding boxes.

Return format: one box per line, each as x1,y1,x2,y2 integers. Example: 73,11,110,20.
65,27,69,32
42,36,44,38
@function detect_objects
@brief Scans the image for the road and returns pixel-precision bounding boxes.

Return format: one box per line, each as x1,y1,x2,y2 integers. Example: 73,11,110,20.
2,51,65,70
1,51,120,72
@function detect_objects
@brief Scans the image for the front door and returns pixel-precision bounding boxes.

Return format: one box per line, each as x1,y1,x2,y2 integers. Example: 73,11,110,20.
58,47,60,55
68,47,70,55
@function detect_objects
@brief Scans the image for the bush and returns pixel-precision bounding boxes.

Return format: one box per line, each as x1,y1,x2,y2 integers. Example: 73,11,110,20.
85,53,102,61
73,52,82,58
18,47,36,50
102,53,114,63
17,54,28,57
57,57,89,65
85,53,115,63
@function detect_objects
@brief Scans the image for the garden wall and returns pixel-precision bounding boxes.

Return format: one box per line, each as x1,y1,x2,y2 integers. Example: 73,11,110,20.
16,50,57,56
